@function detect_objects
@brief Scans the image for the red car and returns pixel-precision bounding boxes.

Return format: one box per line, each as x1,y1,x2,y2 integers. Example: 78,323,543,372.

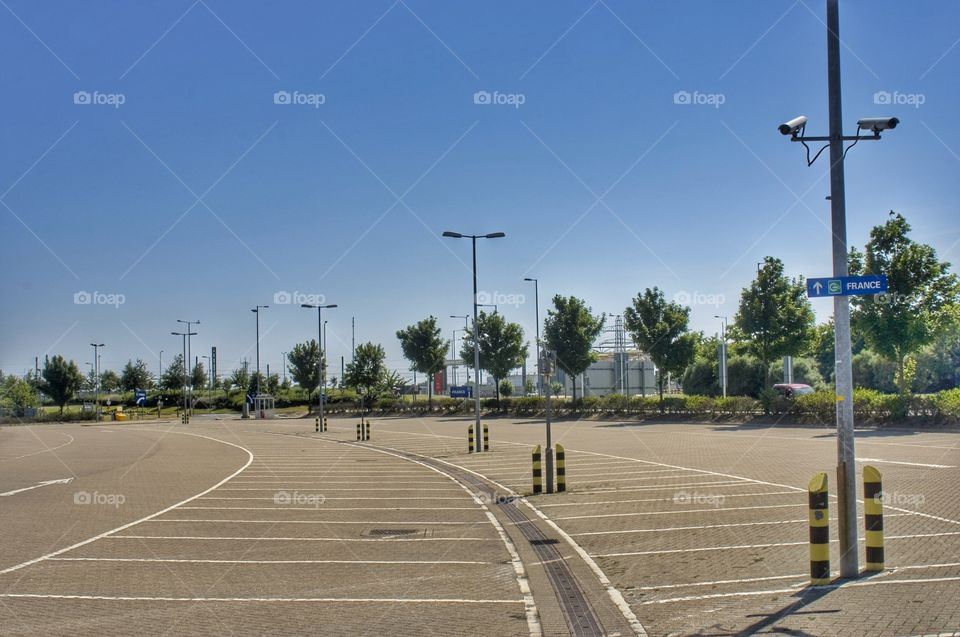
772,383,815,398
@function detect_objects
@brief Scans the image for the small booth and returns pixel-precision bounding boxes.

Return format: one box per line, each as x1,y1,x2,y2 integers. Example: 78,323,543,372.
254,394,275,420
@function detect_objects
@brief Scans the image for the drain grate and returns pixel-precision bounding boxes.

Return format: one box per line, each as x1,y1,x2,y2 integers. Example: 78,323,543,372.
367,529,419,537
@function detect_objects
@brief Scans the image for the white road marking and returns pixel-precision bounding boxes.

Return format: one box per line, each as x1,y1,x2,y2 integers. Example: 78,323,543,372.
179,506,479,511
572,513,913,536
556,503,801,520
105,535,498,542
0,593,524,604
47,557,493,565
150,519,483,525
198,496,465,501
0,477,74,497
856,457,955,469
214,487,462,491
0,432,75,462
537,491,803,507
0,431,254,575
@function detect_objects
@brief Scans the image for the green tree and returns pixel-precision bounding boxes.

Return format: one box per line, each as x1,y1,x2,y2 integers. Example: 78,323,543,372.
460,312,528,400
624,287,697,408
160,355,187,390
850,212,960,393
266,373,280,395
1,376,39,416
733,256,815,386
99,370,120,392
40,355,84,414
120,359,154,391
288,340,322,399
397,316,449,408
543,296,606,401
498,379,514,397
247,372,266,397
191,361,207,389
681,359,720,396
229,367,249,392
345,342,387,405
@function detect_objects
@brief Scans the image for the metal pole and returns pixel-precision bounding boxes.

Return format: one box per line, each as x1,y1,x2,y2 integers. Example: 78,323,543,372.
318,307,324,429
471,236,482,451
159,350,163,385
826,0,858,578
544,354,554,493
255,311,261,395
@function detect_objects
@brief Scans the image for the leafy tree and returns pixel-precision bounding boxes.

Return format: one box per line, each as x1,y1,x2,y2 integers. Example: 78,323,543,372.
229,367,249,392
523,378,535,395
460,312,528,400
498,379,514,397
191,362,207,389
266,373,280,395
733,256,815,386
160,355,187,390
120,359,154,391
40,355,84,414
288,340,322,400
850,212,960,393
99,370,120,392
624,287,697,407
1,376,39,416
852,350,897,393
681,359,720,396
378,370,408,395
247,372,266,397
397,316,449,408
912,323,960,392
345,342,387,405
726,355,767,397
543,296,605,400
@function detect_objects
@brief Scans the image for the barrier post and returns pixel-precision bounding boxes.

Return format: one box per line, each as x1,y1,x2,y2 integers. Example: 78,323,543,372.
808,471,831,585
356,422,361,441
556,444,566,492
468,425,474,453
364,421,371,441
863,465,884,572
323,417,328,432
483,424,489,452
532,445,543,495
315,417,319,433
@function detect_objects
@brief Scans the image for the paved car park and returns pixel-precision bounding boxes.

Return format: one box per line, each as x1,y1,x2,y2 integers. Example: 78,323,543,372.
1,416,958,636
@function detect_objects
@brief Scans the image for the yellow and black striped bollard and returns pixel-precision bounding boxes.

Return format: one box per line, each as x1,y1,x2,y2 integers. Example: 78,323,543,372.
556,444,566,492
365,421,371,441
863,465,884,572
323,417,328,432
532,445,543,494
808,472,830,585
356,422,362,441
315,417,320,433
483,424,489,452
468,425,474,453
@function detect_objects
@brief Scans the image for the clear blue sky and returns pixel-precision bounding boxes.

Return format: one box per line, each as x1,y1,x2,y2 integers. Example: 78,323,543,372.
2,0,959,380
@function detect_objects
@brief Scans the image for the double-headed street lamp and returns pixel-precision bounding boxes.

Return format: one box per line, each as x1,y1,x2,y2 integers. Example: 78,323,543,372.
524,277,541,395
302,303,337,431
443,231,505,452
714,315,728,399
250,307,268,396
171,330,195,414
778,0,899,579
90,343,104,421
177,319,200,414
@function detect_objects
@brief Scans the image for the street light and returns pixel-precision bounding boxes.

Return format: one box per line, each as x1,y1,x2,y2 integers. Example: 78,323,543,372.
443,230,505,452
89,343,104,421
524,277,541,396
177,319,200,414
302,303,337,431
714,315,728,398
171,330,195,414
250,307,268,396
159,350,164,385
778,0,899,579
450,315,469,390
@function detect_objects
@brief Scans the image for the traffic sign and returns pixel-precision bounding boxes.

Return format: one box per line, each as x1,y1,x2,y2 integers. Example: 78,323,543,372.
807,275,887,298
450,386,472,398
134,389,147,406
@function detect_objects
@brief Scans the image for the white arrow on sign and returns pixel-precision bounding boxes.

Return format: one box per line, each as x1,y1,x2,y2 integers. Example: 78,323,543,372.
813,281,823,294
0,478,74,497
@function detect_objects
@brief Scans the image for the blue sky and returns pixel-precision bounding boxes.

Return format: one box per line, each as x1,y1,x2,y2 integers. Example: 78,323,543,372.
2,0,959,380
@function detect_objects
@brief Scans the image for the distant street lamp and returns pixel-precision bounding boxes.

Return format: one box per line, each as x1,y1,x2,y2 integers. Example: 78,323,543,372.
524,277,541,395
177,319,200,415
442,230,505,452
302,303,337,431
714,315,728,398
250,307,268,396
171,330,195,414
90,343,104,421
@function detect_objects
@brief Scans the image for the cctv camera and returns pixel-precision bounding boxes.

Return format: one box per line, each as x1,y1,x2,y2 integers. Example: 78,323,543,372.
857,117,899,133
778,115,808,136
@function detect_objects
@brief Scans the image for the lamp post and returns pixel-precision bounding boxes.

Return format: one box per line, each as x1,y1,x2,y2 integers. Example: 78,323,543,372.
778,0,899,578
159,350,164,385
442,230,506,453
90,343,104,421
524,277,541,395
714,315,728,398
302,303,337,431
450,315,469,392
177,320,200,414
171,330,194,414
250,307,268,397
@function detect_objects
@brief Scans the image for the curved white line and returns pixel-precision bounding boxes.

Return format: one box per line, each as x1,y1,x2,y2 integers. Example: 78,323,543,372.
1,431,75,462
0,430,253,575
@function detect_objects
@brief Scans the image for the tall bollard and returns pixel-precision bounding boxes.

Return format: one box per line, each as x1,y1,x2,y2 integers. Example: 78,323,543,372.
532,445,543,494
323,417,328,432
468,425,475,453
483,424,489,452
356,422,362,441
315,417,320,433
556,444,566,492
365,421,371,441
863,465,884,572
808,472,831,585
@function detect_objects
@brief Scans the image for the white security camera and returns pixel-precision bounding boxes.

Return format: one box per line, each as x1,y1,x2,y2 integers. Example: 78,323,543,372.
778,115,808,136
857,117,899,133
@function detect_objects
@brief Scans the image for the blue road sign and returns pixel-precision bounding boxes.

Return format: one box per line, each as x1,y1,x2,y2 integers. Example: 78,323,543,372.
246,393,254,405
134,389,147,406
450,386,472,398
807,275,887,298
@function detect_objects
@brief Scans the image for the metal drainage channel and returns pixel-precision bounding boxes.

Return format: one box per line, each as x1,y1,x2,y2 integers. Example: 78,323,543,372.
364,445,605,637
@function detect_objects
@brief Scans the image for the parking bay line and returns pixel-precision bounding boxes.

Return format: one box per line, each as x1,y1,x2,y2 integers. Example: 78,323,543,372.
537,491,804,507
148,519,485,525
46,557,495,565
556,503,803,520
104,535,500,542
0,593,524,604
179,506,480,511
198,496,467,501
571,513,914,537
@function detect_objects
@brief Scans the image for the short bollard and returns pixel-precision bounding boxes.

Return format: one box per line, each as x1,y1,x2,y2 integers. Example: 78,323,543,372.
808,471,831,585
323,417,328,432
532,445,543,494
863,465,884,572
365,421,371,441
483,424,489,452
468,425,475,453
315,417,320,433
356,422,362,441
556,443,566,492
